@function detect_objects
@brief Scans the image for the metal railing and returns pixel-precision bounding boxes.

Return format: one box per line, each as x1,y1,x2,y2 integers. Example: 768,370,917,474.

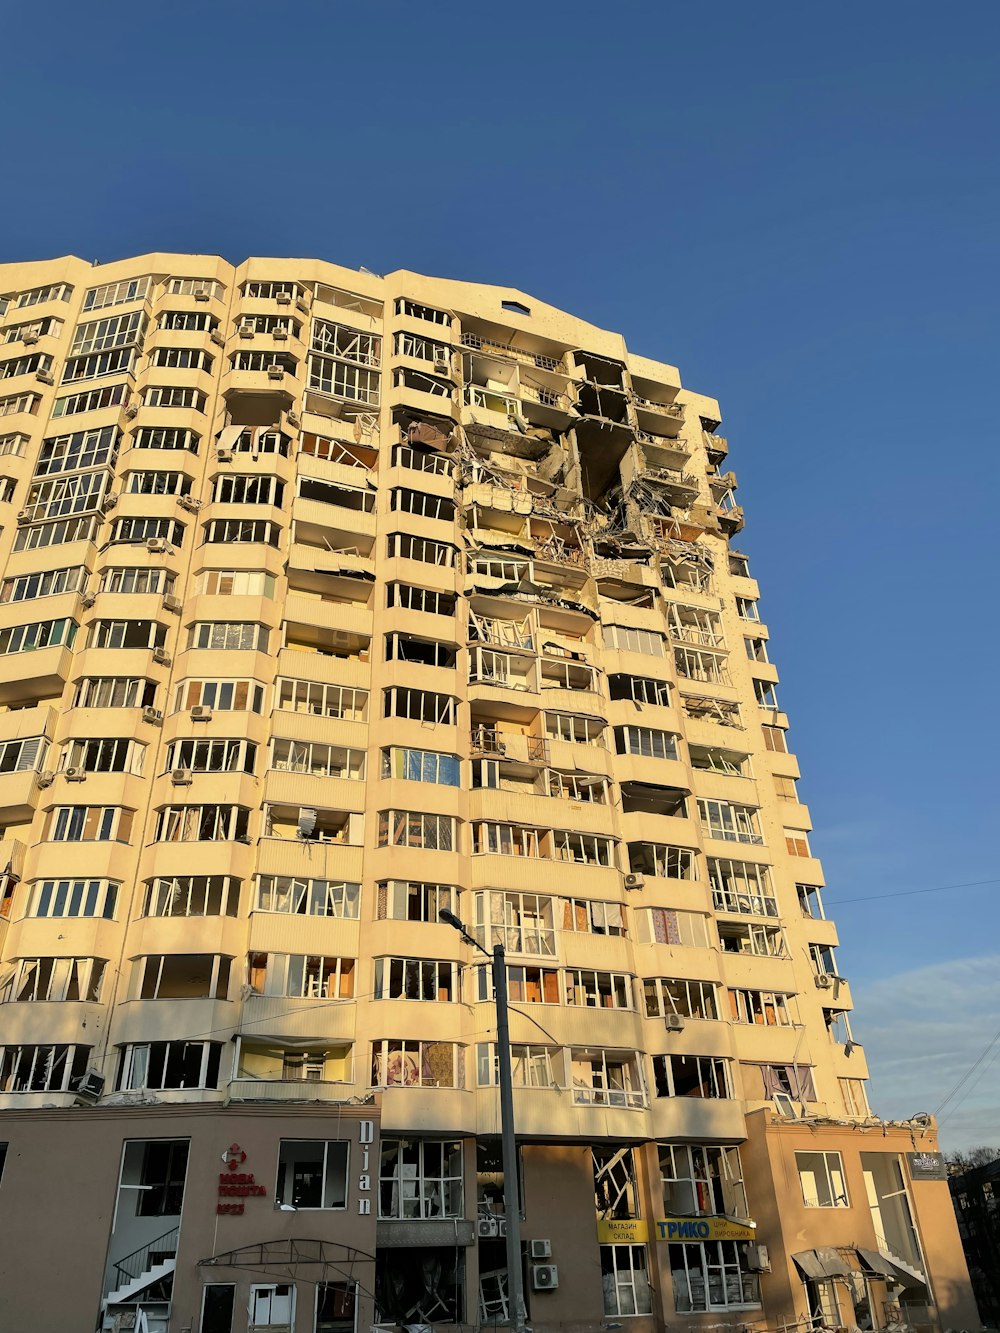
113,1225,179,1290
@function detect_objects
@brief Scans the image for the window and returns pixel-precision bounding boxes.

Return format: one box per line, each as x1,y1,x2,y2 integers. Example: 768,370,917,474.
659,1145,747,1218
572,1051,645,1108
708,858,776,916
698,799,763,844
270,739,363,779
98,567,172,595
70,309,146,357
174,678,265,713
144,385,206,410
165,738,257,775
601,1245,652,1316
311,319,380,365
390,487,455,522
0,736,48,773
256,876,360,918
117,1042,222,1090
150,346,213,372
378,811,456,851
476,964,559,1005
0,616,77,656
248,953,355,999
735,596,759,620
381,748,460,786
674,646,731,685
387,531,457,567
82,276,152,311
202,517,282,547
0,1044,90,1093
124,469,191,497
375,958,457,1002
51,382,129,418
34,426,119,477
840,1078,870,1118
189,622,269,652
689,745,750,777
729,989,795,1026
22,471,109,524
29,879,118,919
473,822,540,858
277,678,368,720
395,297,451,325
797,883,824,918
669,1241,759,1311
552,831,616,867
545,712,605,745
308,352,380,404
473,890,555,955
604,623,665,656
643,977,718,1020
379,1139,462,1219
198,569,275,598
774,775,799,801
62,347,137,384
371,1040,462,1088
0,432,28,455
386,634,458,668
154,805,250,841
158,310,218,333
90,617,167,652
0,391,41,418
720,922,786,957
477,1044,556,1088
386,582,455,616
201,1285,236,1333
45,806,133,842
383,686,455,724
276,1140,349,1209
754,679,779,708
796,1150,849,1207
249,1286,294,1330
142,876,241,918
615,726,678,760
12,516,98,551
0,351,52,379
628,843,696,880
744,636,768,662
130,954,231,1000
15,282,73,308
635,907,710,948
376,880,456,924
2,957,105,1003
653,1054,732,1099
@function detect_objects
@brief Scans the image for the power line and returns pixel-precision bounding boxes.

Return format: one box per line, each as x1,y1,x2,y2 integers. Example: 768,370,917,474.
825,876,1000,906
934,1027,1000,1119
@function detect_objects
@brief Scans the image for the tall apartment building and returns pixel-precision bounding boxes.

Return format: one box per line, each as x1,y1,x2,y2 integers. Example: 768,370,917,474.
0,254,976,1333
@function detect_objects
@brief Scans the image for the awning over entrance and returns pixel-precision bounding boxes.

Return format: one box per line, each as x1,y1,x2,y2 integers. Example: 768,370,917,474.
792,1247,852,1280
857,1247,899,1279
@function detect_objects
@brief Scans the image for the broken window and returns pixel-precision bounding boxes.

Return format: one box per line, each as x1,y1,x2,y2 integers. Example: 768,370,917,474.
390,486,455,522
131,953,231,1000
604,623,666,656
667,602,725,647
276,678,366,720
5,956,106,1003
609,673,670,706
602,1244,652,1317
256,876,360,918
387,634,458,668
566,969,633,1009
594,1146,639,1220
708,858,776,916
0,1043,90,1093
785,830,811,857
729,988,795,1026
270,738,363,779
669,1241,758,1311
735,595,759,621
247,953,355,999
154,804,250,841
387,531,457,566
659,1144,747,1218
698,799,763,845
395,297,451,326
797,883,824,918
117,1041,222,1091
371,1040,462,1088
383,686,456,723
46,805,133,842
744,635,768,662
473,822,541,858
387,582,456,616
377,880,458,924
615,725,678,760
562,897,626,937
643,977,718,1020
545,712,605,745
477,1043,556,1089
143,876,242,918
653,1054,732,1099
628,842,696,880
202,517,280,546
751,1063,817,1101
796,1151,849,1207
754,679,779,708
374,958,457,1002
571,1051,645,1109
174,677,266,713
380,1139,463,1219
674,645,731,685
375,1249,464,1326
689,745,750,777
719,922,786,957
275,1140,349,1209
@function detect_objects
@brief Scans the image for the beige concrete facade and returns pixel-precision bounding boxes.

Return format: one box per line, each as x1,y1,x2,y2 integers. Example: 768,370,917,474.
0,254,975,1332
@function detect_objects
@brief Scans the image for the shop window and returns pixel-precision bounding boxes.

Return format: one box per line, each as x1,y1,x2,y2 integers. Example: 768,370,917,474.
275,1141,349,1209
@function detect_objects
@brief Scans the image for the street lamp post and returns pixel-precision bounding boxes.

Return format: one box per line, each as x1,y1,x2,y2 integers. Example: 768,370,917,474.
440,908,528,1333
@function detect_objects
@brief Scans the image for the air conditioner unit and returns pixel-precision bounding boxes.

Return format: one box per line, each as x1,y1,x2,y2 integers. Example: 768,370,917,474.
664,1013,686,1032
152,647,171,665
276,292,292,306
210,329,225,346
162,594,182,613
191,705,213,721
81,592,96,608
216,447,233,462
531,1265,559,1291
477,1216,499,1239
65,767,87,782
101,493,118,511
814,973,834,989
16,509,32,524
23,332,39,345
273,328,289,341
745,1244,770,1273
146,537,169,553
285,410,300,428
194,288,210,301
433,359,451,376
36,369,54,385
297,808,317,840
267,365,284,381
239,324,255,339
142,707,163,725
623,873,645,891
529,1239,552,1260
497,1219,508,1238
36,771,55,788
177,495,201,513
295,296,309,313
74,1070,105,1104
171,768,193,785
125,402,140,417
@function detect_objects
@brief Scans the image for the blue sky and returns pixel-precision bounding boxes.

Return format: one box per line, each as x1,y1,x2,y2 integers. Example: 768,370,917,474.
3,1,998,1147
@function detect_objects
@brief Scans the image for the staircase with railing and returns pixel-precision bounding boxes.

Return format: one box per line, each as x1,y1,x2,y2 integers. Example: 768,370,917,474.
104,1226,179,1307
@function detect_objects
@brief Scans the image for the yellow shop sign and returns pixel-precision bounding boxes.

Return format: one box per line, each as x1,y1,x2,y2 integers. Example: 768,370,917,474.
655,1218,757,1242
597,1219,650,1243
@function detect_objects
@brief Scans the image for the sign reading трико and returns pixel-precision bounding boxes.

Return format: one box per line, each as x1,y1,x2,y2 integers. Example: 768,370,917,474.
655,1218,756,1242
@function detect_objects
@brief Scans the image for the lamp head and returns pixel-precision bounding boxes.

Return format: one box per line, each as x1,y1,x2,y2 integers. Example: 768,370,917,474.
438,908,463,930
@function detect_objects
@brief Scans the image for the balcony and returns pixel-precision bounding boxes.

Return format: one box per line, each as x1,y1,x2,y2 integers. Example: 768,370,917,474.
632,395,684,435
